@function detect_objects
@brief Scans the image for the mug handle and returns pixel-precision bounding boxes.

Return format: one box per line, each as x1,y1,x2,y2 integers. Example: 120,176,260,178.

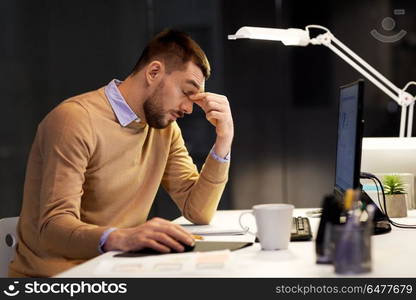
239,211,256,236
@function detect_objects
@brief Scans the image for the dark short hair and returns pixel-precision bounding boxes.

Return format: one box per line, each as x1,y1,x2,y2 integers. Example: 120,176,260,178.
132,29,211,79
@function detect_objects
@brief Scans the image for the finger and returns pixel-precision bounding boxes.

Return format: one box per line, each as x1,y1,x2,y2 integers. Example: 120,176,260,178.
150,217,171,224
191,93,229,105
170,223,195,238
195,100,227,115
192,99,208,112
150,218,194,242
206,95,229,105
142,239,171,253
152,232,186,252
189,92,208,101
150,217,183,226
206,111,223,122
189,93,222,106
128,230,170,251
159,224,195,246
205,101,225,114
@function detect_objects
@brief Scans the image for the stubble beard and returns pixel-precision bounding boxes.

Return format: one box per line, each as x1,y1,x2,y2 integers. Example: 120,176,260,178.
143,81,171,129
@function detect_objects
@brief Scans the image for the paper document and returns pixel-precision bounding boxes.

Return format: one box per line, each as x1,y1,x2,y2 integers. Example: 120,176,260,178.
94,250,232,276
182,225,248,236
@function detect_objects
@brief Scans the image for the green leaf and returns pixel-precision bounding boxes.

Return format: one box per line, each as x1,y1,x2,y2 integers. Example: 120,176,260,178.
382,174,406,195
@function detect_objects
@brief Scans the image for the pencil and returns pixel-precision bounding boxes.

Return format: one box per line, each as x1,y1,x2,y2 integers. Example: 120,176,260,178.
192,234,204,240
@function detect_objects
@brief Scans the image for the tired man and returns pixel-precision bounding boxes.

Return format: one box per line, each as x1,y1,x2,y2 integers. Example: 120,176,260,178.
9,29,233,277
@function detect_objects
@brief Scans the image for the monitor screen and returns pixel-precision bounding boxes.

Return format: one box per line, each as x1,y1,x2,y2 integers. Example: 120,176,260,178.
335,80,364,193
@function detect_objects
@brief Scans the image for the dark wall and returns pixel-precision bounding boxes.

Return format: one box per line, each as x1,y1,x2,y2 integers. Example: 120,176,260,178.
224,0,416,209
222,0,289,207
1,0,416,219
0,0,228,220
0,0,149,218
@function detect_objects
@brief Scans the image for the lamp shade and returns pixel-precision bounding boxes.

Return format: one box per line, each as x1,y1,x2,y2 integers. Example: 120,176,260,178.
228,26,310,46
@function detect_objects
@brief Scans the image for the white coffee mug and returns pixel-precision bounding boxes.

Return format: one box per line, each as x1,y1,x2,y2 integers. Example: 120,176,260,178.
239,204,294,250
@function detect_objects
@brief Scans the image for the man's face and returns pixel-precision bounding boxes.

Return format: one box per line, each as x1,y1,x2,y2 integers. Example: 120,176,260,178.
143,61,205,129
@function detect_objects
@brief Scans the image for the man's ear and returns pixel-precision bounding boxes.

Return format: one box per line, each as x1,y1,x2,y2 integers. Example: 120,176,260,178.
145,61,164,85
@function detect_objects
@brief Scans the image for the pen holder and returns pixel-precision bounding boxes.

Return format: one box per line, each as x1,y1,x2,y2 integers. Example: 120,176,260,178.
333,222,372,274
316,222,340,264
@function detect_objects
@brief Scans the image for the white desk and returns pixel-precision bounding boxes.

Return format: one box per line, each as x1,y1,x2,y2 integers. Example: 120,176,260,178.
57,209,416,277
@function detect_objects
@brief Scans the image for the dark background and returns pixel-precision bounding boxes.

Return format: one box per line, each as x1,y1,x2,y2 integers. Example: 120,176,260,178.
1,0,415,220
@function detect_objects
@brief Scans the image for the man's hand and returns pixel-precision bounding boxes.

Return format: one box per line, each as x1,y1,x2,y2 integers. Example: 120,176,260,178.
190,92,234,157
103,217,195,253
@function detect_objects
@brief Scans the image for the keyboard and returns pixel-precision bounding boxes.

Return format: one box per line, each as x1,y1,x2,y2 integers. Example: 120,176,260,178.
291,216,312,241
254,216,313,243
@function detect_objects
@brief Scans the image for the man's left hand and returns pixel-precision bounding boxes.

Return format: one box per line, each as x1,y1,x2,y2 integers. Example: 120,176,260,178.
190,92,234,157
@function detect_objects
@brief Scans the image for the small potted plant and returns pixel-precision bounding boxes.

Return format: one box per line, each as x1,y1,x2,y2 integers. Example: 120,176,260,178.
382,174,408,218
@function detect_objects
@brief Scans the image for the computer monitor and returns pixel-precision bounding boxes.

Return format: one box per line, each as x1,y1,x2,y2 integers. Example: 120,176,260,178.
334,79,364,200
333,79,391,234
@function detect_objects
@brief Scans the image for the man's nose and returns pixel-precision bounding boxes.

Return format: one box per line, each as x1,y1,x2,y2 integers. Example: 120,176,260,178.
181,99,193,114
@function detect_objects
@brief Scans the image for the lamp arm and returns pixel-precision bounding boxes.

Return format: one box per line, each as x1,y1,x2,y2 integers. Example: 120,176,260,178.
330,35,401,95
404,82,416,137
327,38,407,137
325,40,401,102
407,103,414,137
308,25,415,137
307,25,402,97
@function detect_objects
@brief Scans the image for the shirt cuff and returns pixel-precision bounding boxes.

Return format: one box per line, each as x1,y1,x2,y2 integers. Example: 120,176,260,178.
210,147,230,163
98,227,118,253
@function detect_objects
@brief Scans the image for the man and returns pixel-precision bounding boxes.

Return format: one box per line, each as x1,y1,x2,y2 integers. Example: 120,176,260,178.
9,29,233,277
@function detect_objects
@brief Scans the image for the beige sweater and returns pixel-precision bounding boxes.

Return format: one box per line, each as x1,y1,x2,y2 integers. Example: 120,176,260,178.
9,87,229,277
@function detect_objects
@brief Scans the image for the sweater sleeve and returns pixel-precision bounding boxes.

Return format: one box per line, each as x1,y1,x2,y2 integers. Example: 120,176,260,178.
161,122,230,225
36,102,110,259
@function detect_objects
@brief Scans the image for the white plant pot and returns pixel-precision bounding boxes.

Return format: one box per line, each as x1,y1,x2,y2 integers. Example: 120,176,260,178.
386,194,408,218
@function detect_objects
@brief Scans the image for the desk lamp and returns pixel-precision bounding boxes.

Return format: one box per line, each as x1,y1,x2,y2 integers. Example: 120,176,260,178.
228,25,416,137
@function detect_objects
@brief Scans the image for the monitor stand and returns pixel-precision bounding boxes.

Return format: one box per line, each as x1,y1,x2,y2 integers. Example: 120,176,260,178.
360,190,391,235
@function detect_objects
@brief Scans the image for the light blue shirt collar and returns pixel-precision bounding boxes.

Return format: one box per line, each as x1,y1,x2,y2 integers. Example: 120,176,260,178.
104,79,140,127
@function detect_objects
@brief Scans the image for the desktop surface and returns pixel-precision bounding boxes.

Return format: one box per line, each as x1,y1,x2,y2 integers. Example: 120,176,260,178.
56,209,416,278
